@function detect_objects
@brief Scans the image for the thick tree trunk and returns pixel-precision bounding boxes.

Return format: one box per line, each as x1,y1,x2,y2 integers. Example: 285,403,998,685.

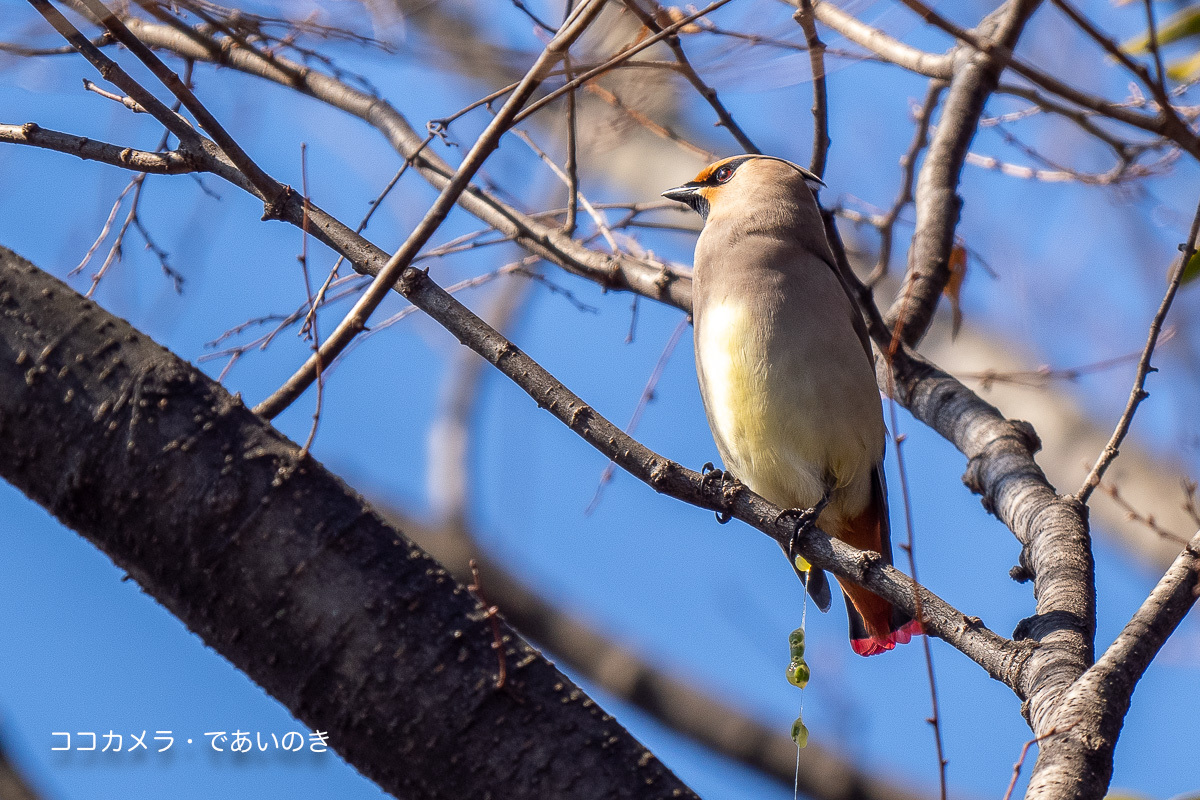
0,245,697,800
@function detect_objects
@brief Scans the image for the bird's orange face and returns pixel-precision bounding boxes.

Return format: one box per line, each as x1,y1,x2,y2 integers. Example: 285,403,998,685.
660,155,753,218
662,155,823,219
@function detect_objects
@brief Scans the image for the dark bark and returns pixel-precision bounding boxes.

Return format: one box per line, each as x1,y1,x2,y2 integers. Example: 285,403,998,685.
0,244,697,800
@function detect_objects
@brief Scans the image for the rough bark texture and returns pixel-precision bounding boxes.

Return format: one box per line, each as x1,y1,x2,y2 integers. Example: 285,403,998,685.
0,245,697,800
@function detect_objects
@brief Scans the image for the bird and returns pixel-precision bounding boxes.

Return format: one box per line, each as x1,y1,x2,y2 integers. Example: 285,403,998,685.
662,154,922,656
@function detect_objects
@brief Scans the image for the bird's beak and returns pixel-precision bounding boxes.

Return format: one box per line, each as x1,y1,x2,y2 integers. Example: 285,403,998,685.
662,182,707,217
661,183,700,204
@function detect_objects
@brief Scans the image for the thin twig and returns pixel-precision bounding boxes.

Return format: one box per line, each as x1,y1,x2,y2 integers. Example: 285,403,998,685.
81,77,147,112
512,0,738,125
74,0,285,204
1142,0,1166,95
252,0,607,420
619,0,759,153
583,81,717,159
1074,196,1200,503
563,50,579,236
1099,482,1190,547
511,127,621,253
586,316,689,514
25,0,200,145
869,80,945,284
883,372,948,800
297,143,323,458
468,559,508,690
1002,729,1058,800
794,0,829,178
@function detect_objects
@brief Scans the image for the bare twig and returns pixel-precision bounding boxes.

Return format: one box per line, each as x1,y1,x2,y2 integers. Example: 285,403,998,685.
24,1,200,146
811,1,953,79
253,0,608,420
468,559,508,689
583,81,716,159
619,0,760,153
563,51,579,236
886,0,1045,349
1100,482,1190,547
296,143,323,457
586,316,688,514
883,395,948,800
1142,0,1166,94
869,80,945,284
1074,199,1197,503
794,0,829,178
512,0,738,125
1002,729,1058,800
81,77,147,112
73,0,286,205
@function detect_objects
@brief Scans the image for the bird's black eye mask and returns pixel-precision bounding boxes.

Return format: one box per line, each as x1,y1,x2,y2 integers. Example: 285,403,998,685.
661,156,754,218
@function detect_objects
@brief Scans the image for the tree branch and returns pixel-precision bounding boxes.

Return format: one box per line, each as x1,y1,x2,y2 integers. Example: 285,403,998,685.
0,244,700,800
119,13,696,313
1023,529,1200,799
0,122,198,173
1074,246,1190,504
251,0,607,419
811,1,953,79
887,0,1044,348
794,0,830,178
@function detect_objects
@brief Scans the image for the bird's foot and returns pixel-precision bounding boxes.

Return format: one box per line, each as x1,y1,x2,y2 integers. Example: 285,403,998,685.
700,462,740,524
776,494,831,568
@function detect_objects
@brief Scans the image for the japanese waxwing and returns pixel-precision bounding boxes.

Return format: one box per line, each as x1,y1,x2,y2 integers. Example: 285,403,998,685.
663,155,922,656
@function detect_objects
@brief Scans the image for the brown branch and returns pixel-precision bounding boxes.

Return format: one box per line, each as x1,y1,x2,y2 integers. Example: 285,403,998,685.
1074,199,1195,503
24,0,200,146
887,0,1044,349
794,0,830,178
870,80,945,284
1049,0,1178,129
1024,531,1200,798
1142,0,1166,93
120,13,696,313
252,0,608,420
511,0,738,125
75,0,285,205
620,0,760,153
811,1,954,79
0,122,198,174
889,0,1200,159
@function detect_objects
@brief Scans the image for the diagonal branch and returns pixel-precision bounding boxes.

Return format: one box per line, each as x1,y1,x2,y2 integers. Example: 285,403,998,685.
119,13,697,313
811,0,953,79
619,0,760,153
1022,529,1200,799
1074,238,1192,504
887,0,1044,348
70,0,285,207
252,0,608,419
24,0,200,146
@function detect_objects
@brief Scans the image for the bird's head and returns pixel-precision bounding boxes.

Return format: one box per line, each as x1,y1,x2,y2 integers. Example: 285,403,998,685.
661,155,825,221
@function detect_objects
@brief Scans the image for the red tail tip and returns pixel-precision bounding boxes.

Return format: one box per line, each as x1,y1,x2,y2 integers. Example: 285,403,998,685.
851,619,925,657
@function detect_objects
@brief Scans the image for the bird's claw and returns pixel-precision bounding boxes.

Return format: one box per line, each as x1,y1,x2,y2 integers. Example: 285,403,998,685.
776,496,829,566
701,462,738,524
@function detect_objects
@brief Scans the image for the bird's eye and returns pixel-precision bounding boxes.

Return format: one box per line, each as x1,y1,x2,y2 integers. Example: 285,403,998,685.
713,166,734,183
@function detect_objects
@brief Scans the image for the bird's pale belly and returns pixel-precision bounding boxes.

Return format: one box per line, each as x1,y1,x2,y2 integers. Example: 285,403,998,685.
695,299,875,520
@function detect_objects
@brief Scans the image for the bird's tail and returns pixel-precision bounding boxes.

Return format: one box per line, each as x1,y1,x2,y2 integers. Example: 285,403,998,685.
834,467,924,656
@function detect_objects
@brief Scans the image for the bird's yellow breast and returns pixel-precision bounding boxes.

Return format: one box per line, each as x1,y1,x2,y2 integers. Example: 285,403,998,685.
696,300,767,469
695,298,871,516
